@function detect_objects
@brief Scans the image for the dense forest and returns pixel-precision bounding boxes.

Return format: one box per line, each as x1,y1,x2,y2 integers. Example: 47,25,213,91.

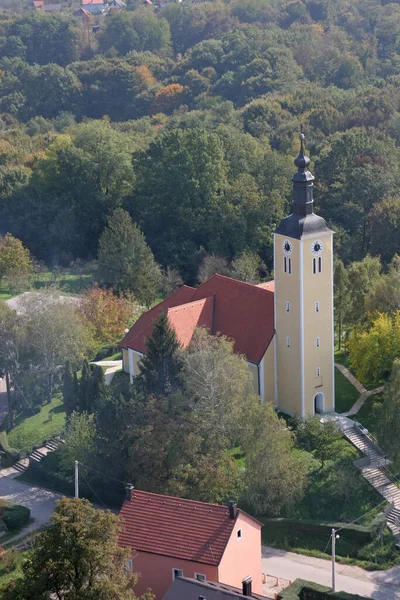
0,0,398,284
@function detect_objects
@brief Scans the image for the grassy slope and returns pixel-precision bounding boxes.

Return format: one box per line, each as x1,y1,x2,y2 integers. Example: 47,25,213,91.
0,551,28,590
352,392,384,437
335,349,376,391
7,393,66,452
0,268,94,304
335,367,359,413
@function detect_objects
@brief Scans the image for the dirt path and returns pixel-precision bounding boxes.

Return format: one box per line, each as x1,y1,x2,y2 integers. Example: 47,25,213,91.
334,362,383,416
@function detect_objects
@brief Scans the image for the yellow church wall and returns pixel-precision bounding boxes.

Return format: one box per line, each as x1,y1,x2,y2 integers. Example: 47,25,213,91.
274,235,303,416
262,341,275,404
247,361,260,396
133,350,143,376
301,234,334,415
122,349,130,373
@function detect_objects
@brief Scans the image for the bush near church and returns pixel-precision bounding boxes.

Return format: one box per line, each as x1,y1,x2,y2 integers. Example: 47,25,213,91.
278,579,372,600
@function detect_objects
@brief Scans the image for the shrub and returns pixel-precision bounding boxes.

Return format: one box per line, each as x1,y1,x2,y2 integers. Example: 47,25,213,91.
0,432,9,452
0,548,19,572
278,579,372,600
2,504,31,531
1,448,20,468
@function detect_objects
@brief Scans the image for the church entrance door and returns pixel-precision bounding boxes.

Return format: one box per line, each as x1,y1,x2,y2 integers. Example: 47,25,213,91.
314,392,324,414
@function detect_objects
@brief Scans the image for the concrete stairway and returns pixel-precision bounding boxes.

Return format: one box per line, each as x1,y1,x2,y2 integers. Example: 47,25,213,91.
344,427,384,463
341,421,400,544
10,437,64,477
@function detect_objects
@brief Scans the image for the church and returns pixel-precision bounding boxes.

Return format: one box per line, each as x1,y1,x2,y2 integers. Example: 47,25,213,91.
120,135,335,418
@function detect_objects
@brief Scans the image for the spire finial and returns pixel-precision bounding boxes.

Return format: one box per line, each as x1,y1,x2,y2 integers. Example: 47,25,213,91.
294,127,310,170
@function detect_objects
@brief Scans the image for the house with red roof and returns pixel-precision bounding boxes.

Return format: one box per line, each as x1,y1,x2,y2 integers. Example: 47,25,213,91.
119,486,263,599
81,0,104,13
120,274,276,403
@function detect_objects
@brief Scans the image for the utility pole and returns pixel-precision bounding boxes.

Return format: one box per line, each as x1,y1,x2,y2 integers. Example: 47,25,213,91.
75,460,79,499
331,528,339,592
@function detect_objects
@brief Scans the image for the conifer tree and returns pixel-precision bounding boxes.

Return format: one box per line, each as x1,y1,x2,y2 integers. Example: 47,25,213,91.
136,310,183,402
86,365,107,414
78,359,91,413
62,360,78,417
97,208,161,305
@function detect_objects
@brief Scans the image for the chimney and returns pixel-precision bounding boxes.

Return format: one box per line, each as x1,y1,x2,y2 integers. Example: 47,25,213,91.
228,500,237,520
126,483,134,501
242,577,252,597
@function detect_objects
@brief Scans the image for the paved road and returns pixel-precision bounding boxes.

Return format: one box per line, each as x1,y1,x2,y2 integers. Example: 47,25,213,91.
262,546,400,599
0,474,62,532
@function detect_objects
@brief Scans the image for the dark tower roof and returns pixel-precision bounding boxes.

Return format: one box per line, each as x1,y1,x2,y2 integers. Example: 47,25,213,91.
275,133,333,240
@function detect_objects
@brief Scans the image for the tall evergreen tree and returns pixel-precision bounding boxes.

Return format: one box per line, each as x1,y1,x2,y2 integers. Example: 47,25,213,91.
86,365,107,414
62,360,78,417
334,259,350,349
136,310,183,402
97,208,161,305
78,360,91,413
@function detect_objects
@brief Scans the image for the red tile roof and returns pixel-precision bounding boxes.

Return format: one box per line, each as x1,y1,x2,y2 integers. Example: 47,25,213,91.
256,281,275,292
119,490,238,565
82,0,104,5
120,285,196,354
120,275,275,364
192,275,274,363
167,297,213,348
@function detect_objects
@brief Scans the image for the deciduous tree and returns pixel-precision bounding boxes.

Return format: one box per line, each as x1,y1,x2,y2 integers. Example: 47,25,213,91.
377,360,400,469
349,312,400,385
80,285,132,345
0,233,32,289
2,497,147,600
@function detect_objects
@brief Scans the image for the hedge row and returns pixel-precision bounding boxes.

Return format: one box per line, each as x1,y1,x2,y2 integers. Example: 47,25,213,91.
278,579,372,600
21,461,125,509
2,504,31,531
261,518,374,557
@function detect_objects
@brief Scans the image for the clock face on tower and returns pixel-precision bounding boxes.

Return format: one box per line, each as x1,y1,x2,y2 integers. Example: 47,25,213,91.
282,240,293,255
311,240,324,255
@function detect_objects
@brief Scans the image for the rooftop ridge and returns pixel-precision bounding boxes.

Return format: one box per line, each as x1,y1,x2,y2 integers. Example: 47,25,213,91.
199,273,274,295
125,488,231,511
121,285,196,346
167,296,214,313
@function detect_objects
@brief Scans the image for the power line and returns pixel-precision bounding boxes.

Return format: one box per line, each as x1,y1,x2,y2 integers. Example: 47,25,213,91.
335,499,387,533
78,461,127,487
80,470,109,511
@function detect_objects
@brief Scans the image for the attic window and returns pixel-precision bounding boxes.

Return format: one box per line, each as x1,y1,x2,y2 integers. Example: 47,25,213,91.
173,568,183,581
237,529,242,540
196,573,206,582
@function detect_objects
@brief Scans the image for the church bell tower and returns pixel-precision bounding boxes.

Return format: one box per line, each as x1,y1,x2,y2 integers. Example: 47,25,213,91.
274,134,334,417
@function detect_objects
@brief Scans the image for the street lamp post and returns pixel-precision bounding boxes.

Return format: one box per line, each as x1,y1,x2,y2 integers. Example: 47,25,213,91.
331,528,339,592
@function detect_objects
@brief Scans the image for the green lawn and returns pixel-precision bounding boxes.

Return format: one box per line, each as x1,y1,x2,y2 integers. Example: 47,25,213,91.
335,348,376,391
335,367,359,413
0,267,95,304
7,393,66,452
0,550,27,590
32,270,93,295
351,392,384,438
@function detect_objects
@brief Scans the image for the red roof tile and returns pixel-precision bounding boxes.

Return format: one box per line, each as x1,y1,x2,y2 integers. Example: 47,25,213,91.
256,281,274,292
120,285,196,353
119,490,237,565
121,275,275,364
167,297,213,348
191,275,275,363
